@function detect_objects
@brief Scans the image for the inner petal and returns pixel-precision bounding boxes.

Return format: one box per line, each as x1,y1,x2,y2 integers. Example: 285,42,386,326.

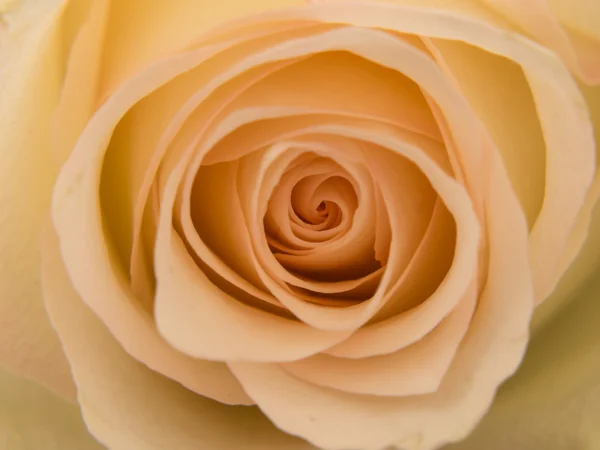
266,155,376,282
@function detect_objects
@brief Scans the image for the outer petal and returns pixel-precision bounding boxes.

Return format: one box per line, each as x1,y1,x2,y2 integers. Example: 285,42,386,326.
42,230,316,450
51,0,110,165
478,0,600,84
531,83,600,333
97,0,304,99
0,0,76,399
444,256,600,450
0,367,103,450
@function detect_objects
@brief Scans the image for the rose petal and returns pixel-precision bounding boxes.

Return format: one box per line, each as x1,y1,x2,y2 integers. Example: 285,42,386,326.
154,121,353,362
234,0,596,303
546,0,600,43
280,281,476,397
530,83,600,334
41,225,252,405
128,25,331,307
242,140,379,284
168,26,480,333
365,199,455,326
42,231,316,450
51,43,259,404
423,38,546,229
0,0,75,399
230,144,532,450
423,38,595,304
184,104,477,334
50,0,109,166
97,0,305,99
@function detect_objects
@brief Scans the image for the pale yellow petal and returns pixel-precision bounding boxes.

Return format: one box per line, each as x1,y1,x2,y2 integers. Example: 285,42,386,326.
547,0,600,42
477,0,600,84
0,0,76,399
50,0,109,165
0,367,103,450
97,0,304,99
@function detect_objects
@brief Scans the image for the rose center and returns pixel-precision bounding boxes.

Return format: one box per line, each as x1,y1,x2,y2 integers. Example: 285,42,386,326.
264,152,382,295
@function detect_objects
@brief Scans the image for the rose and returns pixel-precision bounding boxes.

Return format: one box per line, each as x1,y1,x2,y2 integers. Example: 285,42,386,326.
1,1,599,450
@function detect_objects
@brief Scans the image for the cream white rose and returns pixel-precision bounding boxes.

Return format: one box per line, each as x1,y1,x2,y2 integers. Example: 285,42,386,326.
0,1,599,450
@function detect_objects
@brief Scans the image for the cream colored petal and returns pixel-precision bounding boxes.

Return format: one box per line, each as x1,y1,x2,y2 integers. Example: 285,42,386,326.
0,0,75,399
0,367,103,450
97,0,304,99
444,261,600,450
547,0,600,42
50,0,109,166
42,235,316,450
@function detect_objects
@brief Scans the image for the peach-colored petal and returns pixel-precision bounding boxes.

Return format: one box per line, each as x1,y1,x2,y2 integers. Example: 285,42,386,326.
159,26,480,334
154,220,350,361
281,281,476,397
51,41,259,404
230,142,532,450
128,25,332,306
242,140,379,286
41,225,252,405
43,231,316,450
0,0,75,400
367,199,455,325
153,117,354,361
183,104,477,336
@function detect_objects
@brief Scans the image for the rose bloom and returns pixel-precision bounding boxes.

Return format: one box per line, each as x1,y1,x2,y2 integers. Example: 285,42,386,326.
1,0,599,449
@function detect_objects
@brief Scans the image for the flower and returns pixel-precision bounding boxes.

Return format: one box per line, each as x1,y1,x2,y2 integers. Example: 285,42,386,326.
0,1,598,450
